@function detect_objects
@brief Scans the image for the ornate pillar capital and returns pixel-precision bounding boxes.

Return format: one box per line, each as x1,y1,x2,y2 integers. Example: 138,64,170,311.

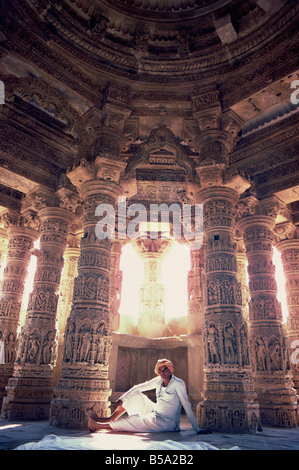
195,166,250,200
67,149,127,191
94,157,127,186
238,196,285,233
25,180,82,220
274,222,298,244
191,88,243,167
132,237,174,260
79,83,132,165
0,209,40,240
38,205,76,227
24,186,56,212
191,89,221,132
79,178,124,206
259,196,285,219
193,131,233,167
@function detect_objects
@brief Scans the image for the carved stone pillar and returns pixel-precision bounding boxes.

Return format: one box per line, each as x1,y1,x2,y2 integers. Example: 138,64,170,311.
54,232,81,385
1,189,77,420
186,246,205,408
187,247,205,335
235,232,250,323
189,93,259,432
238,197,298,427
0,211,39,404
132,237,173,338
110,240,124,332
0,228,8,273
276,223,299,396
194,169,259,432
50,166,126,428
49,90,131,428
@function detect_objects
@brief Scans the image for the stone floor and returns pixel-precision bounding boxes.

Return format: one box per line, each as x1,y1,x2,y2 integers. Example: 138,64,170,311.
0,416,298,451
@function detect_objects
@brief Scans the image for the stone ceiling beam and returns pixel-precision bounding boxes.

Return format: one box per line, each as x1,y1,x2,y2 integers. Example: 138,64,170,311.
213,14,238,45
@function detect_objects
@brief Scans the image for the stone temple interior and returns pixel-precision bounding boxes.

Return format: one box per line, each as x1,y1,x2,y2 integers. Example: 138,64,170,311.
0,0,298,434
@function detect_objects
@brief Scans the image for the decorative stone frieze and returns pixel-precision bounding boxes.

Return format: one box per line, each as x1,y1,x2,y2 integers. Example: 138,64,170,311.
1,188,79,421
238,197,298,427
0,210,39,404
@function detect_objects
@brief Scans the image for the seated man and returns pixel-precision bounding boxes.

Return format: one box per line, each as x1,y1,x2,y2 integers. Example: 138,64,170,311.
87,358,210,434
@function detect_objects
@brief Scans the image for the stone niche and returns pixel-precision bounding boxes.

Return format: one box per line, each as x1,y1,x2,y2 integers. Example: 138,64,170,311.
112,341,188,401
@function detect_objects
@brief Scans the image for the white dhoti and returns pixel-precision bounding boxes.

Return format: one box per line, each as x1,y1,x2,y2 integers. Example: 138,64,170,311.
109,390,177,433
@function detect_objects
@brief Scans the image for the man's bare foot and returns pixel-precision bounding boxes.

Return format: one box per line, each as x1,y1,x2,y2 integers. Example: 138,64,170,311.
197,428,212,434
86,413,111,432
88,405,125,425
86,413,100,432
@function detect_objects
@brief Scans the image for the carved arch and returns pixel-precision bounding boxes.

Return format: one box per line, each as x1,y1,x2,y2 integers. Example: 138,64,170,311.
124,126,196,180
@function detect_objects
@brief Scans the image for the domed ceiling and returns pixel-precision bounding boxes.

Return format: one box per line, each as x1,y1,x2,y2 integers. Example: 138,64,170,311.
2,0,298,89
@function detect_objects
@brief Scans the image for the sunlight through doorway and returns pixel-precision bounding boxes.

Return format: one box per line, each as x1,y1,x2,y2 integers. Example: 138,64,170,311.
118,241,191,326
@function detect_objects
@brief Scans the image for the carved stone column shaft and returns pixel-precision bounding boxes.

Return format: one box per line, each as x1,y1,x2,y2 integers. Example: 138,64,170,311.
54,236,81,385
186,247,205,408
187,247,205,335
276,236,299,396
239,205,298,428
1,207,74,420
132,238,173,338
50,179,122,428
0,216,39,405
0,228,8,274
109,241,124,332
196,185,259,433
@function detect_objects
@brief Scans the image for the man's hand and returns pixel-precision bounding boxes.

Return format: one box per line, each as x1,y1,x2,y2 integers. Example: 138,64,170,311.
114,399,123,410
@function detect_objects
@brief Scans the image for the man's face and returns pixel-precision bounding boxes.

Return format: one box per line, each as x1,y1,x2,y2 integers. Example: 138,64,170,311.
158,365,172,381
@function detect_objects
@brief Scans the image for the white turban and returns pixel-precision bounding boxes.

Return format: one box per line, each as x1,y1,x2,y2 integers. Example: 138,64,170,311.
154,358,174,375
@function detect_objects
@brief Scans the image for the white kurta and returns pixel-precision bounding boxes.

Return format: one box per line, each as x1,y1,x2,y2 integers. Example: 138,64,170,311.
110,375,200,433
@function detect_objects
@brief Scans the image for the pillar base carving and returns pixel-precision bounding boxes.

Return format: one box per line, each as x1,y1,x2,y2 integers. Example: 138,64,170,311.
1,376,53,421
198,398,261,434
50,367,112,429
252,372,297,428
